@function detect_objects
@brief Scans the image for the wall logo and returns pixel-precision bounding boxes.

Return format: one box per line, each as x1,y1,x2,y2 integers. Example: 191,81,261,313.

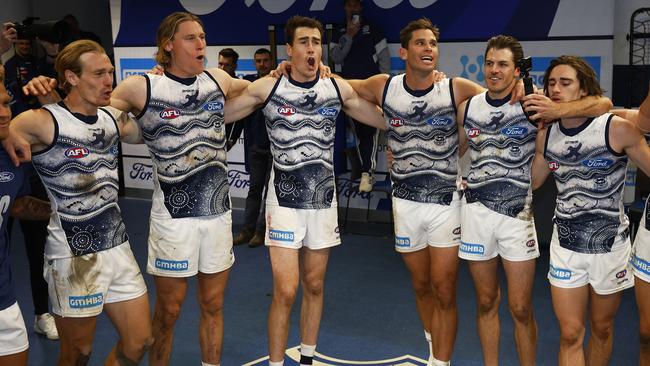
160,108,181,119
243,345,427,365
119,58,157,81
278,105,296,116
582,158,613,169
65,147,90,159
203,101,224,111
69,293,103,309
228,169,251,190
129,162,153,182
0,172,14,183
155,258,189,271
460,55,485,82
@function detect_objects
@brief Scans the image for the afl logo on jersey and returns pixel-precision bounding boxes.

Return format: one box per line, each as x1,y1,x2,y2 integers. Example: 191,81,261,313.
390,118,404,127
616,269,627,279
548,161,560,171
278,105,296,116
582,158,613,169
65,147,90,159
160,108,181,119
426,117,453,126
202,101,223,111
317,107,338,117
0,172,14,182
501,126,528,136
467,128,481,138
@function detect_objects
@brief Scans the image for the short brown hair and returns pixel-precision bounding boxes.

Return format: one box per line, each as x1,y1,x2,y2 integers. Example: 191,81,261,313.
543,55,603,97
285,16,323,46
155,12,204,68
55,39,106,93
399,18,440,49
484,35,523,65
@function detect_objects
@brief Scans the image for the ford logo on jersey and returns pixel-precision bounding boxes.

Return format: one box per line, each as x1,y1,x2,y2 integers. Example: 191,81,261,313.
318,107,338,117
278,105,296,116
390,118,404,127
501,126,528,136
0,172,14,182
65,147,90,159
203,101,223,111
160,108,181,119
426,117,453,126
582,158,613,168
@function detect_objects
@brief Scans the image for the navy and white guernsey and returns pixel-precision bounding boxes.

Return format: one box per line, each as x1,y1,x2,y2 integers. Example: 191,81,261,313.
544,114,629,254
383,75,459,205
464,92,537,219
137,71,229,219
32,103,128,259
262,75,342,209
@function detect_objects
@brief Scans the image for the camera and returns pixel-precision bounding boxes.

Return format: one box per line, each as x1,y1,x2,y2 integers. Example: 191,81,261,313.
517,56,535,119
12,17,71,44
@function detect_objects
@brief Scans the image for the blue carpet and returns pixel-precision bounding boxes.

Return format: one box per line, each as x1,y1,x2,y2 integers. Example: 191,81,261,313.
9,197,640,365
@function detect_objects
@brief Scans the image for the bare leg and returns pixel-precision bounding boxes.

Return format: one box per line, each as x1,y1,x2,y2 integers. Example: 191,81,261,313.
586,288,623,366
196,270,230,364
467,258,500,366
267,246,300,362
104,294,153,365
551,285,589,366
502,258,537,366
150,276,188,366
429,246,459,361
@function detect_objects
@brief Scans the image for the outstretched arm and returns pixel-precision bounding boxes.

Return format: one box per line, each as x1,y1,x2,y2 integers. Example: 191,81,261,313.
103,106,142,144
456,99,469,157
522,94,612,122
609,116,650,177
453,77,486,109
611,90,650,133
336,78,385,130
346,74,388,107
531,127,551,190
223,76,275,123
10,196,51,221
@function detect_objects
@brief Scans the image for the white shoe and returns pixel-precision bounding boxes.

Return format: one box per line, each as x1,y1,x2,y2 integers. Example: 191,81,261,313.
358,172,374,192
34,313,59,340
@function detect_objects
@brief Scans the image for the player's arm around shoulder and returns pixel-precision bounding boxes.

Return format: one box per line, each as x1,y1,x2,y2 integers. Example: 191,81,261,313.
336,78,385,130
111,74,147,116
103,105,142,144
10,108,56,153
456,99,469,156
609,115,650,177
452,77,486,110
346,73,389,107
223,75,274,124
531,126,551,190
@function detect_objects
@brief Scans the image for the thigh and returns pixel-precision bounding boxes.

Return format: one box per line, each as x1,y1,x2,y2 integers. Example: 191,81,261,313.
430,245,460,287
0,303,28,358
153,276,188,308
467,257,500,297
401,248,431,285
392,197,427,252
300,247,331,287
459,201,497,260
104,293,151,345
636,277,650,330
197,270,230,305
55,313,98,350
269,246,300,289
265,205,306,249
588,287,623,327
303,207,341,250
198,213,235,274
147,216,199,277
550,285,589,331
503,258,536,305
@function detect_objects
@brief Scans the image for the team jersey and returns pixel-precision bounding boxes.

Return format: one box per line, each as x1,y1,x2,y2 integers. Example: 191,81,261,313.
136,71,230,219
544,114,629,253
262,74,342,209
463,92,537,219
645,133,649,230
32,102,128,259
0,148,27,310
382,75,460,205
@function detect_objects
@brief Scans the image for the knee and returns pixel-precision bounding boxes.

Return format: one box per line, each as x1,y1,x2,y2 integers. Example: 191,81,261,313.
432,281,456,309
274,283,298,307
476,292,500,316
509,301,533,324
410,277,432,300
61,344,92,365
590,319,614,341
198,294,224,317
302,278,324,298
121,336,154,362
156,299,183,326
559,321,585,347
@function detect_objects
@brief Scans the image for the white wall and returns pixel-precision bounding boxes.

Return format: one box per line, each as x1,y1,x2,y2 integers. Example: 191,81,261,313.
614,0,650,65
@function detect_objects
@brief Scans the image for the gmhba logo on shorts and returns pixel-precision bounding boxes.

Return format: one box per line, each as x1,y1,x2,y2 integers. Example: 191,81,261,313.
243,346,427,365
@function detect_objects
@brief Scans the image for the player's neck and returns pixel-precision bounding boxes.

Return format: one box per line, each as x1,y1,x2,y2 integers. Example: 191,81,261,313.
166,64,201,79
560,116,589,129
404,69,436,91
487,82,515,100
64,92,99,116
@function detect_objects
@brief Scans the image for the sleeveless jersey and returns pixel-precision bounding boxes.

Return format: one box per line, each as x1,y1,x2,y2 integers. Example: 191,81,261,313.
262,75,342,209
32,102,127,259
544,114,629,253
382,75,459,205
137,71,229,219
463,92,537,219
